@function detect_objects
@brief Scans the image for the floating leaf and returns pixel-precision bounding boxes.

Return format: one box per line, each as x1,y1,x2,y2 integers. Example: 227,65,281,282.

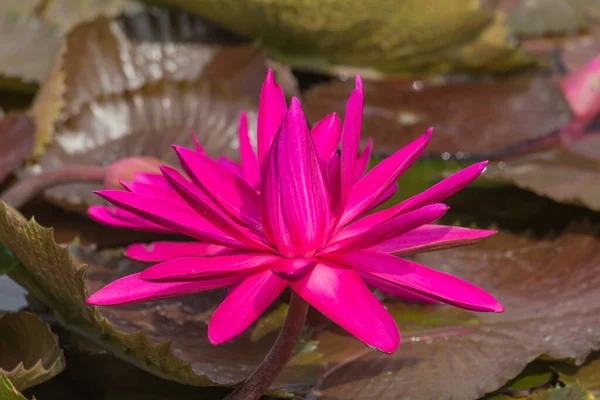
483,133,600,211
309,225,600,400
28,8,269,209
0,312,65,391
0,0,139,88
0,201,319,393
0,112,34,182
146,0,534,77
0,374,29,400
303,74,572,156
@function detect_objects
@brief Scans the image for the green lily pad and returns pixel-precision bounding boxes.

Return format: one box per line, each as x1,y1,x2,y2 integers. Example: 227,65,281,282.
308,224,600,399
144,0,535,77
0,312,65,392
0,201,319,394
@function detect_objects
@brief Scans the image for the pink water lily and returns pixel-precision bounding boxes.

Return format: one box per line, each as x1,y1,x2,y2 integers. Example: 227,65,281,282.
87,70,502,354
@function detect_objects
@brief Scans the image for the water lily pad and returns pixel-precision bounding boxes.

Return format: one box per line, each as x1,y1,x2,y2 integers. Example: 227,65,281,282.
0,201,319,393
0,0,139,89
146,0,534,77
28,8,269,210
0,112,34,183
482,133,600,211
303,74,572,157
309,225,600,400
0,312,65,391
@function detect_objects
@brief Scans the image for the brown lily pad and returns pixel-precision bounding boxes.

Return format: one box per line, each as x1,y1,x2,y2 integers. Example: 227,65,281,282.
0,112,34,182
482,133,600,211
303,74,573,156
27,8,270,211
310,224,600,400
0,312,65,392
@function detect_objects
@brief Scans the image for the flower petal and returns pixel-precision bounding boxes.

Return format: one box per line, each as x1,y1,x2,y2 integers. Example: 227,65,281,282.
218,156,243,179
95,190,240,247
208,269,288,344
238,111,261,189
160,166,271,250
173,145,262,230
88,206,172,233
339,129,432,227
272,98,332,256
311,112,342,165
120,180,191,210
257,69,287,167
326,204,449,253
125,241,229,262
332,250,503,313
141,253,280,281
270,258,315,281
359,271,439,303
291,261,400,353
353,138,373,184
372,225,496,255
340,160,485,237
133,172,172,189
340,77,364,210
86,272,243,306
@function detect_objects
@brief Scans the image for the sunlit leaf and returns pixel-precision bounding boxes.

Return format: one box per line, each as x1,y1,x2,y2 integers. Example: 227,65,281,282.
0,312,65,392
0,0,139,89
0,201,319,393
0,374,29,400
309,225,600,399
483,133,600,211
146,0,534,77
303,74,572,156
28,7,270,208
0,112,34,183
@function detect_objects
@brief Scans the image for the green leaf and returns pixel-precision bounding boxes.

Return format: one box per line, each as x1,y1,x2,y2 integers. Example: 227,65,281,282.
0,244,18,276
0,201,320,394
0,312,65,392
0,373,29,400
309,224,600,399
144,0,535,77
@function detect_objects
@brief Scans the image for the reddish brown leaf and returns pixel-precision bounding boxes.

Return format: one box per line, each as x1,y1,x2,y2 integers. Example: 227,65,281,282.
0,113,34,182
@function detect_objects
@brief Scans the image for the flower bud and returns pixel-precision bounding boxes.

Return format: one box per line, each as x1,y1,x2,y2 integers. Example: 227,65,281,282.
104,156,163,190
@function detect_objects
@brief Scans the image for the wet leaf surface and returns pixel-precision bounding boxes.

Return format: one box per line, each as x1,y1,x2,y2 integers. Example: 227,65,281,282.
0,201,319,392
483,133,600,211
0,0,139,88
0,113,34,182
27,8,268,211
309,225,600,400
303,74,572,157
0,312,65,391
147,0,534,77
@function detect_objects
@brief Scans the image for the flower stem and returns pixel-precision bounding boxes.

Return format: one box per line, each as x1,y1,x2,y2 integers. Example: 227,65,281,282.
225,291,309,400
1,166,105,209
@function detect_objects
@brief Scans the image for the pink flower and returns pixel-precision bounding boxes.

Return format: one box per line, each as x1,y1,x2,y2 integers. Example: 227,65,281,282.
87,70,502,353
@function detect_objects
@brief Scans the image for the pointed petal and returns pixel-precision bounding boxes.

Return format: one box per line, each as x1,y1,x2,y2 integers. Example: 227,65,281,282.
270,258,315,281
326,204,449,253
327,154,342,217
340,77,364,210
88,206,172,233
257,69,287,166
372,225,496,255
208,269,288,344
274,98,332,256
339,129,431,227
125,241,229,262
95,190,240,248
160,166,271,250
366,182,397,212
560,55,600,123
333,251,503,313
173,145,262,230
120,180,191,210
311,112,342,164
359,271,439,303
141,253,280,281
133,172,172,189
353,138,373,184
191,129,206,153
238,111,261,189
291,261,400,353
86,272,243,306
218,156,244,179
